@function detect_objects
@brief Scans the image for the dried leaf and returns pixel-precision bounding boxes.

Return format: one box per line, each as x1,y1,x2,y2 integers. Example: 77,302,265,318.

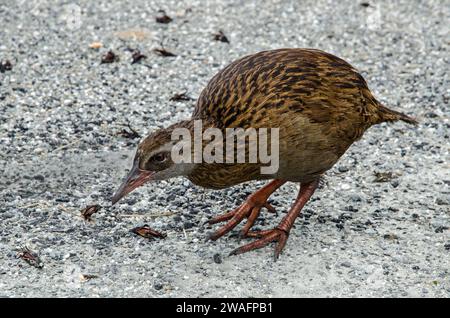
101,51,119,64
156,10,172,24
117,124,140,139
131,224,166,239
18,247,43,269
81,204,101,221
373,172,395,182
169,91,193,101
153,47,176,57
80,274,98,282
131,50,147,64
213,30,229,43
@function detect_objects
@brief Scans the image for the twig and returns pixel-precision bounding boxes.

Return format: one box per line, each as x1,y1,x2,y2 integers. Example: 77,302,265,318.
51,140,80,152
120,211,175,218
18,202,50,209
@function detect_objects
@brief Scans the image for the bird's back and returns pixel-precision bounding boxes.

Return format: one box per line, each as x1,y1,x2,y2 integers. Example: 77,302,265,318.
195,49,378,132
189,48,416,188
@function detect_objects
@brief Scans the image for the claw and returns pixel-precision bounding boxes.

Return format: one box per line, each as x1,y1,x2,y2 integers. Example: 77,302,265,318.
245,229,274,238
229,228,288,259
208,204,248,240
228,180,319,261
207,210,235,225
228,249,240,256
206,180,286,241
264,202,276,213
273,232,288,261
205,233,213,242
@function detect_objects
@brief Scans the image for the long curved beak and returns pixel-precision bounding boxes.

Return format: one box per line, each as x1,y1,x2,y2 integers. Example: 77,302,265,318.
112,160,154,205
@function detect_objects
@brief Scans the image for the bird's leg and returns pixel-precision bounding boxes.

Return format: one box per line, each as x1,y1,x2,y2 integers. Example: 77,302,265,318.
230,179,320,261
208,179,286,240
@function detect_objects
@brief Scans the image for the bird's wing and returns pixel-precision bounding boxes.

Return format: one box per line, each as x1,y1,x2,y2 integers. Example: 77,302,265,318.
192,48,378,133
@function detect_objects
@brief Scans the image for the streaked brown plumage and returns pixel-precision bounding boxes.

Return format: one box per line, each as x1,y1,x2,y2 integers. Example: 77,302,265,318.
112,48,417,260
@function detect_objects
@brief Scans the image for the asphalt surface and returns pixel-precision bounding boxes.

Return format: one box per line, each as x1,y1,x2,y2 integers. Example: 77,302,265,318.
0,0,449,297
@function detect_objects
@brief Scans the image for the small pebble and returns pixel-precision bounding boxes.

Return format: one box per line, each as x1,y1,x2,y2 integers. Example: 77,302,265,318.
213,253,222,264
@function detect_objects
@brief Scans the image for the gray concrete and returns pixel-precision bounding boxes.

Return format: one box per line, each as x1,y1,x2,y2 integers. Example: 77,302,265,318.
0,0,449,297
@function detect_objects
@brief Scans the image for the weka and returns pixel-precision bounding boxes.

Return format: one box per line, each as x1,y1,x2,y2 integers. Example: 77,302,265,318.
112,48,417,260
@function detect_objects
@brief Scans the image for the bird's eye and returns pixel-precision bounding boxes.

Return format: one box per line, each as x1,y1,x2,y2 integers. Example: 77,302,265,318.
151,153,167,163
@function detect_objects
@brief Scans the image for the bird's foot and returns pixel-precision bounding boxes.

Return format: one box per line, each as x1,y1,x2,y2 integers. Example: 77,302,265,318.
207,195,276,241
229,227,289,261
228,179,321,261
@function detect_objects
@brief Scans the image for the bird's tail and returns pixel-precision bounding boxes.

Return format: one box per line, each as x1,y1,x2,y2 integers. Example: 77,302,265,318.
376,103,418,125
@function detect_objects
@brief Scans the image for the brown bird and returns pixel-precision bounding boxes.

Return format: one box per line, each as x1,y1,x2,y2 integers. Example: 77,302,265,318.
112,48,417,260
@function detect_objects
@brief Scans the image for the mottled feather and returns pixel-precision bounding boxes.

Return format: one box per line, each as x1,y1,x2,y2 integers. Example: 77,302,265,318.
137,48,416,189
187,49,416,188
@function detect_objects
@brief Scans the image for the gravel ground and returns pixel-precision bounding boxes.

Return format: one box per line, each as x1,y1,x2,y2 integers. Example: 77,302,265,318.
0,0,449,298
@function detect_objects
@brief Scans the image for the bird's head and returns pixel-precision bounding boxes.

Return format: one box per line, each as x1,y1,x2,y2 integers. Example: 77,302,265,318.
111,121,194,205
